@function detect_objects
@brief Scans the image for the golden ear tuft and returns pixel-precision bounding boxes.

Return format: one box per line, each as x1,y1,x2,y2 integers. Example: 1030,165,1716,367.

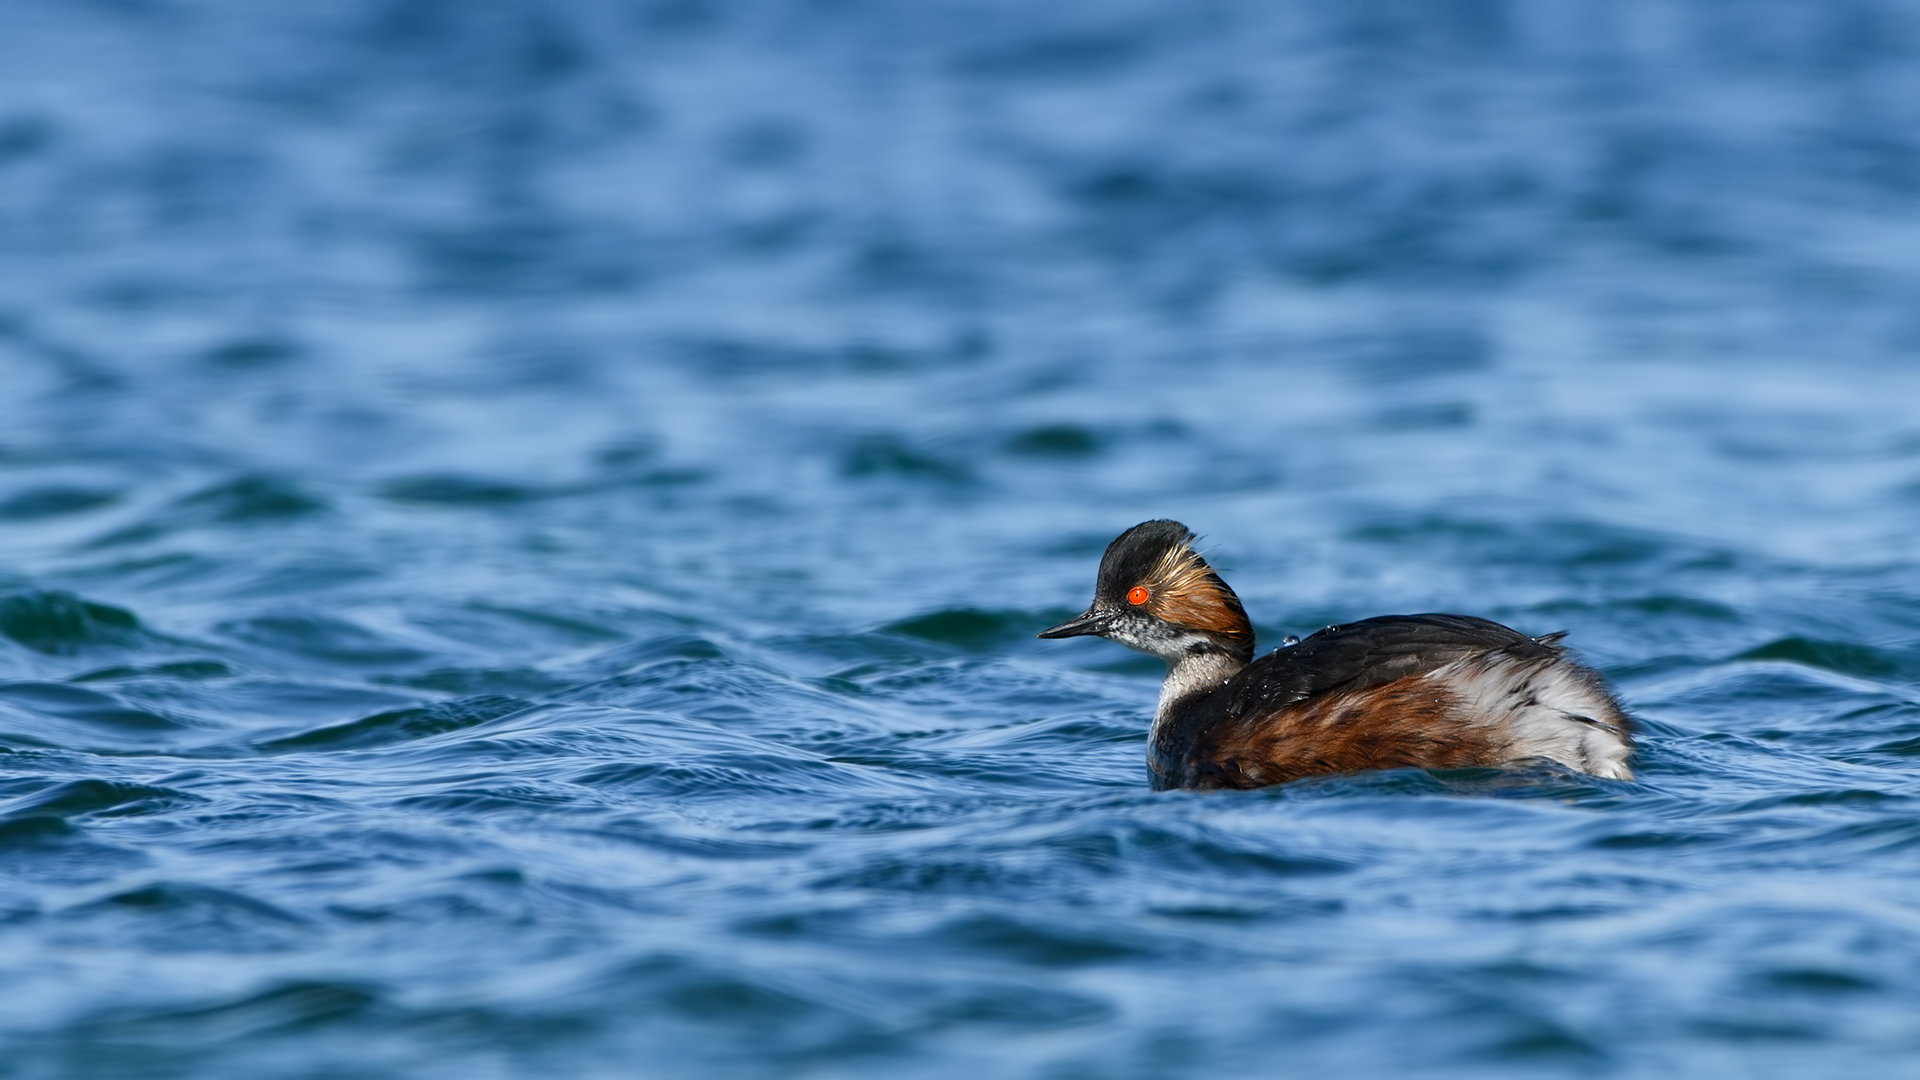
1147,539,1249,639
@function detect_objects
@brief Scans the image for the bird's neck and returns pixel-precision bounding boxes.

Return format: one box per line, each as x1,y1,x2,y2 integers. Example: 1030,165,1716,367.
1152,649,1245,734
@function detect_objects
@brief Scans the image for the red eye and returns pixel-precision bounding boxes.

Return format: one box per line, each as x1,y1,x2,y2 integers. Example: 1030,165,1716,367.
1126,586,1149,605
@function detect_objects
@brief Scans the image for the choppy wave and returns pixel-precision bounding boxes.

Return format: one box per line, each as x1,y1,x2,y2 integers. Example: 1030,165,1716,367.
4,0,1920,1077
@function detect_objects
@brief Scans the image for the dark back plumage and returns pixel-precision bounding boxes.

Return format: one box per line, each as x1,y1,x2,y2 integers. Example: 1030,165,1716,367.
1220,614,1549,714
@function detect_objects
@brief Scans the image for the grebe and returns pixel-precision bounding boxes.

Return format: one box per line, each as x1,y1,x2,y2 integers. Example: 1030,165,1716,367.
1038,520,1634,789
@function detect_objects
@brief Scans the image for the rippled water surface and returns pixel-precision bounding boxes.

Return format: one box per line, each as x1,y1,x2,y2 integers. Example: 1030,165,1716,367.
6,2,1920,1076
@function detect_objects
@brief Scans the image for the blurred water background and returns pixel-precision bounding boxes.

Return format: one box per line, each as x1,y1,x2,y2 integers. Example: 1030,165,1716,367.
4,1,1920,1076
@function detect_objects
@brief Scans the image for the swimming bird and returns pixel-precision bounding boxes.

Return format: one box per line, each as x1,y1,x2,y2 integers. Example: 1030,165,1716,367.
1038,520,1634,789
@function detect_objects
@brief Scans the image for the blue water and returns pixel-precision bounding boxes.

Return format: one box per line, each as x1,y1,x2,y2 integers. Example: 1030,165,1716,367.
5,2,1920,1076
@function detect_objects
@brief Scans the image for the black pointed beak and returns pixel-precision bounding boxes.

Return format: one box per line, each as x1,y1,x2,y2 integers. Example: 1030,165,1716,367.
1037,608,1113,639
